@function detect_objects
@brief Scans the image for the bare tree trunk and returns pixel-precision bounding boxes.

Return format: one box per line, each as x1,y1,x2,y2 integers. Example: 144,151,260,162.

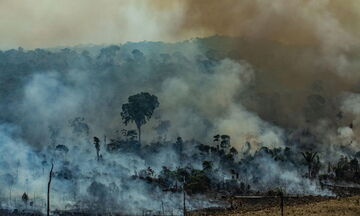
47,163,54,216
9,186,12,207
280,193,284,216
183,190,186,216
161,200,164,216
183,177,186,216
137,124,141,145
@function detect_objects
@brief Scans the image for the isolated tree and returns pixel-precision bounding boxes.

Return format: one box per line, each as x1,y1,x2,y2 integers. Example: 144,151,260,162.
312,155,321,177
175,137,184,152
301,151,318,178
22,192,29,207
202,161,213,171
121,92,159,144
94,137,100,161
220,135,230,149
230,147,238,155
350,158,359,173
213,134,220,149
175,137,185,161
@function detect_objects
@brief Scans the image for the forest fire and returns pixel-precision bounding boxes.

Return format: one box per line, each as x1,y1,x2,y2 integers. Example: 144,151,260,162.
1,0,360,215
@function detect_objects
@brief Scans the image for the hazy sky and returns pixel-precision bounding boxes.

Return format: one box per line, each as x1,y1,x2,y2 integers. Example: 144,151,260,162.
1,0,360,49
0,0,196,49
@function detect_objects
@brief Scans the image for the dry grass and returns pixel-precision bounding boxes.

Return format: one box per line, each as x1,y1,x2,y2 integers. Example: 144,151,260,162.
233,196,360,216
191,196,360,216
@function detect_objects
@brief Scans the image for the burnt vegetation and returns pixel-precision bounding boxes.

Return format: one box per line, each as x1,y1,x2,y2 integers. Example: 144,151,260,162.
0,37,360,215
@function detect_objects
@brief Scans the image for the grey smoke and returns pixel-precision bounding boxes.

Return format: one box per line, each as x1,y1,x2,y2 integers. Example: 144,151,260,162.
0,39,355,213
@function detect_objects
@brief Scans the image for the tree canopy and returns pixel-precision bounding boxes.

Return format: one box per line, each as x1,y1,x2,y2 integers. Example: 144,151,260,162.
121,92,159,144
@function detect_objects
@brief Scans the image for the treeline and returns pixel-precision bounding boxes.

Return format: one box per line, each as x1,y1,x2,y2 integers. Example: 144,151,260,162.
85,92,360,196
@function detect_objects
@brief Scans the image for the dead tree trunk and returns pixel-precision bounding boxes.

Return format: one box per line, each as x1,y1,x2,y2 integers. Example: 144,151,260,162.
47,163,54,216
183,190,186,216
96,149,100,161
161,200,165,216
137,124,141,145
183,177,186,216
280,193,284,216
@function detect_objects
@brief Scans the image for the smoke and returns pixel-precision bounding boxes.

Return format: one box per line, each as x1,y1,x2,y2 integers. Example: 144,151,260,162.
166,1,360,149
4,0,360,53
0,123,218,214
1,0,360,213
0,0,185,49
177,0,360,48
0,41,292,213
14,47,282,150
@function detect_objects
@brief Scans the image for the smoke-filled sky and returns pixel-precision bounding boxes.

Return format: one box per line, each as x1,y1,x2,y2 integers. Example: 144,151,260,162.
2,1,360,212
1,0,360,153
0,0,183,49
1,0,360,49
1,0,360,151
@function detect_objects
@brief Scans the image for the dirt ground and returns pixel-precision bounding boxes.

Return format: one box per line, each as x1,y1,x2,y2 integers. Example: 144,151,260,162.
190,196,360,216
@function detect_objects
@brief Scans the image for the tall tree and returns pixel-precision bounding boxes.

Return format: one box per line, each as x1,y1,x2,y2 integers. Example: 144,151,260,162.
22,192,28,208
121,92,159,144
301,151,318,178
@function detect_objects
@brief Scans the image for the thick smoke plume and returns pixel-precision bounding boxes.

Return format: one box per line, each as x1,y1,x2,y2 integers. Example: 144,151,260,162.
0,0,360,214
171,0,360,151
0,39,339,214
0,41,294,214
